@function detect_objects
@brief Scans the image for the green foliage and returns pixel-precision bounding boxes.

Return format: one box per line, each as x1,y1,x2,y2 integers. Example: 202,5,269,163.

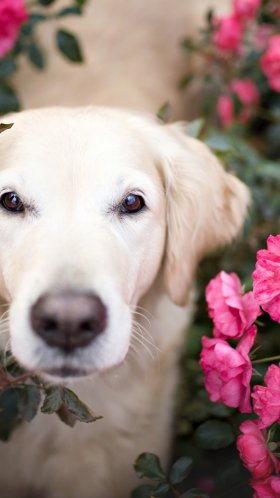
56,29,84,63
27,43,45,69
169,456,193,484
0,84,20,114
194,421,235,450
132,452,208,498
157,102,172,123
41,386,102,425
0,351,101,440
134,453,165,481
0,123,13,133
0,0,88,115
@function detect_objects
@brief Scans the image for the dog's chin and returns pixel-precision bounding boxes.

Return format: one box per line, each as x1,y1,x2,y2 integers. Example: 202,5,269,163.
37,365,96,384
37,357,127,383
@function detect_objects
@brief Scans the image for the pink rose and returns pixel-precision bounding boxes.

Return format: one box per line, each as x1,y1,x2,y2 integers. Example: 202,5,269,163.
206,271,261,339
254,25,275,51
251,476,280,498
237,420,279,479
233,0,262,21
252,365,280,428
217,96,234,127
253,235,280,322
231,79,260,106
0,0,28,59
199,327,257,412
261,35,280,93
213,15,243,52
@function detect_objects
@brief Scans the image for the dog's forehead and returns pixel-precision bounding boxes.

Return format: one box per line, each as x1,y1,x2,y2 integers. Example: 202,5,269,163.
0,108,164,208
1,108,157,176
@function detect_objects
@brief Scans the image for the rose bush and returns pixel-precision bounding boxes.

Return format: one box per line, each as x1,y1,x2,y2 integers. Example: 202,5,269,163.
253,235,280,323
0,0,87,115
252,364,280,428
205,271,260,339
237,420,279,479
251,476,280,498
200,327,256,412
0,0,27,58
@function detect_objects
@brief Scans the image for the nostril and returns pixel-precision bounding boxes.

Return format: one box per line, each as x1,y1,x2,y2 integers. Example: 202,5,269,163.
80,320,98,332
39,318,57,333
30,291,107,352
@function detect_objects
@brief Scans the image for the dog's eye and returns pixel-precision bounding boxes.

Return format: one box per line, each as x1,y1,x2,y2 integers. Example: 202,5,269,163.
120,194,145,214
0,192,24,213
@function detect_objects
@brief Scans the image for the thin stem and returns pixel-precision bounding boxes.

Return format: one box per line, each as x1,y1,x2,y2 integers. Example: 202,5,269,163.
253,355,280,365
0,370,34,389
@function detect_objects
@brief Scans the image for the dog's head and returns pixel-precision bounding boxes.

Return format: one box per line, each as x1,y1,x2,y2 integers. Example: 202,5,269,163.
0,107,249,380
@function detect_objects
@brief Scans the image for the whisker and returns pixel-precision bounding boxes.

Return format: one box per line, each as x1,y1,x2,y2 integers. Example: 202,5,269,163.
133,328,161,355
131,332,156,361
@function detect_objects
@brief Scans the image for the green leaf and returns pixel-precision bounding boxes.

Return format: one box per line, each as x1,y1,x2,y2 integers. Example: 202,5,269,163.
75,0,87,6
41,387,63,414
56,29,84,63
0,59,17,78
0,123,13,134
206,8,214,24
181,38,197,51
61,387,102,422
56,404,77,427
57,6,82,17
27,43,45,69
134,453,166,481
205,134,234,152
185,119,204,138
0,388,21,441
179,74,194,90
157,102,171,123
169,456,193,484
38,0,56,5
17,386,41,422
0,83,20,114
256,161,280,182
21,13,47,35
208,402,232,418
194,420,235,450
152,482,170,496
181,489,209,498
131,485,155,498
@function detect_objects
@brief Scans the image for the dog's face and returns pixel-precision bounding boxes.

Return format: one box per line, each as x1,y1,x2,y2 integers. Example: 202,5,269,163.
0,107,249,380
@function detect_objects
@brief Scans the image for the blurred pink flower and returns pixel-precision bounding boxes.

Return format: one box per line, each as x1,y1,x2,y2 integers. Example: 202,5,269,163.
199,327,256,412
251,476,280,498
254,25,274,51
231,79,260,105
0,0,28,59
261,35,280,92
217,95,234,127
252,365,280,428
253,235,280,322
206,271,261,339
231,78,260,123
233,0,262,21
213,15,243,52
237,420,279,479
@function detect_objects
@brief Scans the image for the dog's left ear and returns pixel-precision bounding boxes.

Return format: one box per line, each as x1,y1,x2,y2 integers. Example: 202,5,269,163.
158,122,250,306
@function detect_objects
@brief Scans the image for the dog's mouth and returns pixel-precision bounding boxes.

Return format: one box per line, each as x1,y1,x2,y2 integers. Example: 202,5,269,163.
42,365,93,379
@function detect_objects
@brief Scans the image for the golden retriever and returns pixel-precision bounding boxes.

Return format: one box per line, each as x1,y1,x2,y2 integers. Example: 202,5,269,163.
0,1,246,497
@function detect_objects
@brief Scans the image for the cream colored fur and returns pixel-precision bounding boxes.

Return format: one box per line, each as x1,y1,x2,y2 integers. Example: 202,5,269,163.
0,1,247,497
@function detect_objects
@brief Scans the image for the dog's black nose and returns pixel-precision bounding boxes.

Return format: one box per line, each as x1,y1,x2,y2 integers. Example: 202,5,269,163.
30,291,107,352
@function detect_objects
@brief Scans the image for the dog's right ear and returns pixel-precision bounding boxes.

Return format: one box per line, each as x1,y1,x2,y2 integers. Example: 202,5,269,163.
155,122,250,306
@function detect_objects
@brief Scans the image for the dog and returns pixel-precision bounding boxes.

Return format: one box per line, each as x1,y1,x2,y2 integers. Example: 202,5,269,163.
0,1,246,497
